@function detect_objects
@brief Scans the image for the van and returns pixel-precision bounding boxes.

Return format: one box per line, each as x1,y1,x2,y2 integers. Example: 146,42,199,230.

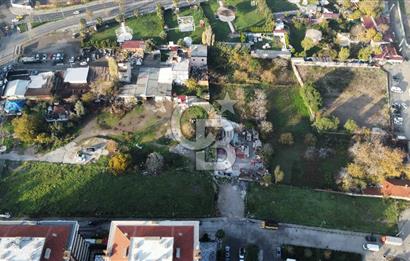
381,236,403,246
362,243,380,252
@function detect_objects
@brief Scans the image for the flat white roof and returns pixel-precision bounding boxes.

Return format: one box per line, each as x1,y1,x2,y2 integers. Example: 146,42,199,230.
28,72,53,89
64,67,89,84
3,79,29,98
129,237,174,261
0,237,46,261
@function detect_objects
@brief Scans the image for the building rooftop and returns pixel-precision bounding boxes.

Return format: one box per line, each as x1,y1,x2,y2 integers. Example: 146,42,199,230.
190,45,208,57
3,79,29,98
64,67,89,84
121,40,145,50
0,237,46,261
106,221,200,261
0,221,78,261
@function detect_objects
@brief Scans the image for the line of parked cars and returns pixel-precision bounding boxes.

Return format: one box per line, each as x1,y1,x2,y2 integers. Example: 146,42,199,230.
224,246,246,261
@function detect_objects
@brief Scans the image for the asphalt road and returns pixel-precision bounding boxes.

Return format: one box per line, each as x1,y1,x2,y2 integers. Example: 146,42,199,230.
0,0,205,65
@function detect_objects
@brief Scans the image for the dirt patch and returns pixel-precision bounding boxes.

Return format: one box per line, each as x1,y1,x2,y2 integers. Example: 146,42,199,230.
217,183,245,218
23,32,81,57
297,66,389,128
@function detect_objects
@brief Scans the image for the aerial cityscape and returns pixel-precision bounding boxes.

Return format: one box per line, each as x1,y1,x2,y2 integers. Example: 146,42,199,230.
0,0,410,260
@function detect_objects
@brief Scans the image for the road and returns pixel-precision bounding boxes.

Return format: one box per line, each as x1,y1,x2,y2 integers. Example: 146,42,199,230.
200,217,410,261
0,0,205,65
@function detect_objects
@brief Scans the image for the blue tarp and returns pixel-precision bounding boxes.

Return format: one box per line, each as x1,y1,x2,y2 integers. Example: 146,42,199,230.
4,100,25,114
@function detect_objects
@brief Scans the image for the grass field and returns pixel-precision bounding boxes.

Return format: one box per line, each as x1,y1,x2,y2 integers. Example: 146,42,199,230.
224,0,266,31
165,7,206,43
201,1,231,41
90,13,163,42
247,184,408,234
0,160,216,218
266,0,298,12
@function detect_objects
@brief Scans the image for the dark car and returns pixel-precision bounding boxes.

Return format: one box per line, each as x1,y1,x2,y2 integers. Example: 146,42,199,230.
365,234,378,243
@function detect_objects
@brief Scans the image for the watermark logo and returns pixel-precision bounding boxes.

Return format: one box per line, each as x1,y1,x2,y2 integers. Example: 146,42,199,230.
170,94,237,171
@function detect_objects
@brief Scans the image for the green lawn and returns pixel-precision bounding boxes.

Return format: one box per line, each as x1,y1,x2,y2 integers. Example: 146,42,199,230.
165,7,206,43
90,13,163,42
266,87,349,189
224,0,266,31
201,1,231,41
0,160,216,218
247,184,408,234
266,0,298,13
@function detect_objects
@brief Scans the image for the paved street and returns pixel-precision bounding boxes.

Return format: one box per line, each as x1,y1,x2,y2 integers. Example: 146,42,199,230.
200,217,410,261
385,62,410,141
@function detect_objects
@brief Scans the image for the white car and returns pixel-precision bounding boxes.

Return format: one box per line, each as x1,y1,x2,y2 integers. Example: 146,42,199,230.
391,86,403,93
73,10,80,15
401,103,408,110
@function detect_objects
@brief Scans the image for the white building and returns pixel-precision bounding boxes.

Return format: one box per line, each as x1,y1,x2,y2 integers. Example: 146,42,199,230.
64,67,90,84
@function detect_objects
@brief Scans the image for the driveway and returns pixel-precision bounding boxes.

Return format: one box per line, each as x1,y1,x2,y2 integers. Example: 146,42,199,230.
200,217,410,261
217,183,245,218
384,62,410,141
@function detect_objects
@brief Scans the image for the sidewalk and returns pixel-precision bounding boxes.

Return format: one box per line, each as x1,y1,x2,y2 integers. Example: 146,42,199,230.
10,0,114,15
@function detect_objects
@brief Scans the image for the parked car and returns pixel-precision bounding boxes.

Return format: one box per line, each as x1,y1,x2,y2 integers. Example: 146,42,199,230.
73,10,80,15
69,56,75,63
224,246,230,260
362,243,380,252
260,220,279,230
275,247,281,258
391,86,404,93
365,234,378,243
41,53,47,62
239,248,246,261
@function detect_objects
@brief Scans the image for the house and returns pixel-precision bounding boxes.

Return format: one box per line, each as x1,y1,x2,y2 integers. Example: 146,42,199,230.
121,40,145,57
46,104,71,122
0,220,89,261
373,44,404,64
118,62,132,83
189,44,208,68
2,79,29,100
61,67,90,97
104,220,200,261
25,72,60,101
363,179,410,200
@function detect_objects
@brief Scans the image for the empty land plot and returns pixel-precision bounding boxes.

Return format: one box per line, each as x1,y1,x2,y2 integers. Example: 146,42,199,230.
297,66,389,128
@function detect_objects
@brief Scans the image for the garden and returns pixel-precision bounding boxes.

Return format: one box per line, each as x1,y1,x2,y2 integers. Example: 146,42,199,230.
247,184,408,234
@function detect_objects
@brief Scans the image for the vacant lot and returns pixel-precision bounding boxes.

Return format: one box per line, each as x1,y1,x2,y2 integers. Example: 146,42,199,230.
90,13,163,43
0,160,216,217
297,66,389,128
247,184,408,234
165,6,206,43
266,86,349,189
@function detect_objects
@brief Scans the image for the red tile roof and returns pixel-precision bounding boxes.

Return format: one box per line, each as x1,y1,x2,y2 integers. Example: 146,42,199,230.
110,225,194,261
373,44,403,61
363,179,410,198
0,224,72,261
121,40,145,50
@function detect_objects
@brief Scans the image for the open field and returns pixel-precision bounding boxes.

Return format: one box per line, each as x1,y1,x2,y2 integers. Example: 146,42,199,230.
224,0,266,31
266,86,349,189
247,184,408,234
297,66,389,128
201,0,232,41
0,160,216,217
89,13,163,43
266,0,298,12
165,6,206,43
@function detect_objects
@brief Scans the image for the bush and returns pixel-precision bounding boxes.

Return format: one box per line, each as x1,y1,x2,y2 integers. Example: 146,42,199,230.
300,83,322,113
279,133,294,145
304,133,317,145
109,153,130,174
344,118,358,134
313,116,339,132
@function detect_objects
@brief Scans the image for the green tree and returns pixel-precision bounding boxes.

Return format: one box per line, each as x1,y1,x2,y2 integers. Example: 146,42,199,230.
313,115,340,132
115,14,125,23
338,47,350,61
133,9,140,18
74,100,85,117
201,26,215,46
344,118,358,134
12,113,45,143
79,18,87,31
358,46,373,61
300,82,322,113
96,17,103,26
261,173,272,186
107,57,118,80
159,30,167,40
144,39,156,52
301,37,315,51
109,153,130,174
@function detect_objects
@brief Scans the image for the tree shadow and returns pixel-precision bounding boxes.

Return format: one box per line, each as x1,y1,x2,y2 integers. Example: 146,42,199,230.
313,68,355,97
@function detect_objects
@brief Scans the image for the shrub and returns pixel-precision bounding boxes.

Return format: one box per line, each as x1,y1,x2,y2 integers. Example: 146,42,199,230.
273,165,284,184
304,133,317,145
344,118,358,134
300,83,322,113
108,153,130,174
279,133,294,145
313,116,340,132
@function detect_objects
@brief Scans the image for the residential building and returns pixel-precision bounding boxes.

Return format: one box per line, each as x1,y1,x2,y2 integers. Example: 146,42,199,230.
121,40,145,57
61,67,90,97
0,220,89,261
189,45,207,68
104,220,200,261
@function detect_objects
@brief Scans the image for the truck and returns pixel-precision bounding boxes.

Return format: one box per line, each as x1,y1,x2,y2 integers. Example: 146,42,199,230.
20,56,38,64
260,220,279,230
380,236,403,246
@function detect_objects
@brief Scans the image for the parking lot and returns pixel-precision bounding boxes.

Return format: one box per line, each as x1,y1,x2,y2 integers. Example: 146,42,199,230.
385,62,410,142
